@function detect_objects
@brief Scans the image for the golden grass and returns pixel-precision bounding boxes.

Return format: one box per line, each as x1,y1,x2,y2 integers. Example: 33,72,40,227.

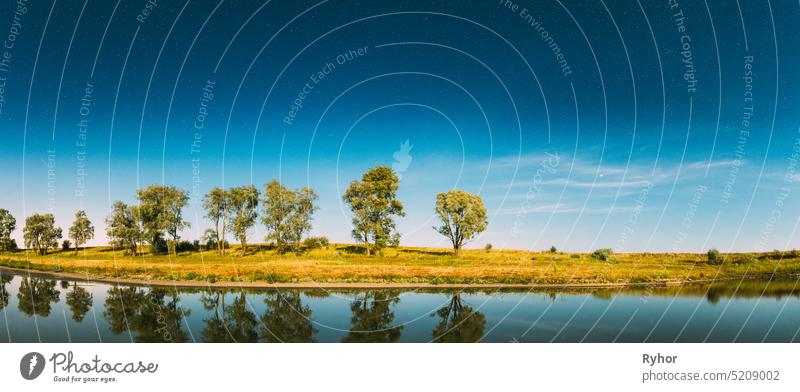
1,245,799,285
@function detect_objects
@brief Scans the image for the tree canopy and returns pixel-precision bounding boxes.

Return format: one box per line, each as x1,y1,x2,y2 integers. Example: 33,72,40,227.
68,210,95,254
23,213,62,255
0,209,16,251
202,187,228,255
136,184,190,254
434,190,488,256
262,180,318,252
227,185,259,256
105,201,142,255
342,166,405,255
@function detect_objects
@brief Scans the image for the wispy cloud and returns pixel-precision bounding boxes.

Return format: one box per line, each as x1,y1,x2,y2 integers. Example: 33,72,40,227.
483,154,743,191
496,203,640,215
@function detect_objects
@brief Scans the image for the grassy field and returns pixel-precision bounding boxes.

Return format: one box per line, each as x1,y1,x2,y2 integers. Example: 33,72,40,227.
1,244,800,285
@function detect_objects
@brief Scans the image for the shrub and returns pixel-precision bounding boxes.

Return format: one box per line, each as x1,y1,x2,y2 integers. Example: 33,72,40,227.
763,249,787,260
484,243,493,252
151,237,169,254
732,253,756,264
61,240,72,251
202,238,229,252
175,240,198,253
303,236,330,249
707,248,722,265
549,246,557,253
591,248,613,262
570,254,580,259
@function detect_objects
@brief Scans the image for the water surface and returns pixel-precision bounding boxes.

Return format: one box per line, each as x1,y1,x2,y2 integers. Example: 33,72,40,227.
2,271,799,342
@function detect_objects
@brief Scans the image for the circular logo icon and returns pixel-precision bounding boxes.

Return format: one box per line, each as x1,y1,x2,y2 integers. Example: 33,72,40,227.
20,352,45,380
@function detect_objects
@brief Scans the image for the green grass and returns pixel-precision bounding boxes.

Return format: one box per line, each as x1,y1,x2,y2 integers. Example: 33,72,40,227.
1,245,799,285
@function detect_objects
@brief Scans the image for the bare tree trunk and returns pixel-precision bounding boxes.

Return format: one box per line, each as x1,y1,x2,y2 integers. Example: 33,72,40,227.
220,217,226,257
214,220,221,255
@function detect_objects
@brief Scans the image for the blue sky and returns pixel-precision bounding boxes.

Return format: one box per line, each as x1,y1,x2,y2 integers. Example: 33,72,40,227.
1,0,799,252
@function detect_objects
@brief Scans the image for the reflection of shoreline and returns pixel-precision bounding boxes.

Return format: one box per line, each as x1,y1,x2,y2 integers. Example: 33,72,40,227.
3,272,799,342
0,264,795,290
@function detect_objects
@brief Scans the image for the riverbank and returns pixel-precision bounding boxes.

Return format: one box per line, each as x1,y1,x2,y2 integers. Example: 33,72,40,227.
0,264,714,289
1,245,799,288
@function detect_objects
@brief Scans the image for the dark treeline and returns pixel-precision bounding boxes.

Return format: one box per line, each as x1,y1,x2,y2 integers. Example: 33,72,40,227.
0,165,489,257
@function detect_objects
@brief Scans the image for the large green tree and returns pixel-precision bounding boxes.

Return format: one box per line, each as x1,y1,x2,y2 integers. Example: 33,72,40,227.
262,180,318,252
68,210,94,254
262,180,294,251
434,190,488,256
136,185,190,254
202,187,228,256
227,185,259,256
290,188,318,248
23,213,62,255
106,201,142,255
0,209,16,251
342,166,405,255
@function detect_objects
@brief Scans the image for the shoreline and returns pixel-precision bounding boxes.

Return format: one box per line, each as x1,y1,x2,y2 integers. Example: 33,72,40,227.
0,264,765,290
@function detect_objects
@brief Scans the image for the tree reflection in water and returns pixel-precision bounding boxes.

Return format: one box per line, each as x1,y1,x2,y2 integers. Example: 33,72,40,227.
17,277,60,317
65,282,93,322
0,274,11,310
431,293,486,343
202,291,258,343
103,286,189,342
201,290,228,342
260,291,317,342
342,290,403,343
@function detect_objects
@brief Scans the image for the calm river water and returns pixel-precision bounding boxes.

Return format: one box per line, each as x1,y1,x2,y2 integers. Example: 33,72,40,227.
2,271,799,342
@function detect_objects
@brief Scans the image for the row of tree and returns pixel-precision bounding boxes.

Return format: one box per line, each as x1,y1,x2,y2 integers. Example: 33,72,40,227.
0,208,95,256
0,165,489,257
